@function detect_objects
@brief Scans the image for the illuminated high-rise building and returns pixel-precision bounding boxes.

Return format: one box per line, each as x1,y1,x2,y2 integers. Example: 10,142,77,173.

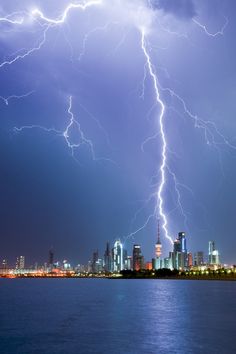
178,232,187,253
173,238,181,253
63,260,71,270
2,259,7,269
125,256,132,270
112,240,123,272
170,232,188,269
16,256,25,270
208,241,215,264
208,241,220,265
20,256,25,269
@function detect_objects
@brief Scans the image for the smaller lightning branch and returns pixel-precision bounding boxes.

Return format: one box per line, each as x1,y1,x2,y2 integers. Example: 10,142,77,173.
166,165,189,232
193,16,228,37
161,86,236,152
31,0,103,25
140,61,148,99
77,101,111,147
156,18,188,40
14,125,61,134
14,96,114,164
0,24,51,69
0,12,25,25
124,193,158,242
77,21,118,61
0,90,34,106
141,130,160,152
63,95,96,159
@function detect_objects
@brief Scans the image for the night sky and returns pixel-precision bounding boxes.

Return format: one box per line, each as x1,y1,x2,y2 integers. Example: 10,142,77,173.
1,0,236,266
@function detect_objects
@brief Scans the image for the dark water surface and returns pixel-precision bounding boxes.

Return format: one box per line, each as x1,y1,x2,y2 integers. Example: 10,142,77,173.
0,279,235,354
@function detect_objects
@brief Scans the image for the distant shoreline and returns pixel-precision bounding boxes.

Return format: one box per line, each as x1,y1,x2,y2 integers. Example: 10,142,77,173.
1,275,236,281
109,276,236,281
1,267,236,281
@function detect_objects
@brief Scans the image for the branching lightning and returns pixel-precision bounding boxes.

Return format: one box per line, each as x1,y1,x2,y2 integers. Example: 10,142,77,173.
0,0,104,69
160,85,236,151
127,9,233,246
14,96,114,164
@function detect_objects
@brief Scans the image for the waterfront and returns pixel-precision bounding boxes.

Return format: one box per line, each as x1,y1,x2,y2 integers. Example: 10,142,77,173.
0,279,235,354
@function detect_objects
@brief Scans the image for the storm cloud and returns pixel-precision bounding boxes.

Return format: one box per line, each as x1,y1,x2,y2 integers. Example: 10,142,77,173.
150,0,196,19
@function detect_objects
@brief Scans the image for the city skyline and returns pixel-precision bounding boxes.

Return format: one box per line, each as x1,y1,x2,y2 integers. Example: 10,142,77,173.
0,230,229,271
1,1,236,265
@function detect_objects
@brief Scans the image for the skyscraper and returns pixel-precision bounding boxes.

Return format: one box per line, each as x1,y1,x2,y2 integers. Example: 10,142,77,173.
133,244,144,271
92,250,99,273
208,241,215,263
104,242,112,273
187,252,193,268
178,232,187,253
171,232,188,269
208,241,220,265
16,256,25,270
112,240,123,272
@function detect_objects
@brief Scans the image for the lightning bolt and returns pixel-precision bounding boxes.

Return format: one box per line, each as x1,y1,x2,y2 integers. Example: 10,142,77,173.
139,28,173,245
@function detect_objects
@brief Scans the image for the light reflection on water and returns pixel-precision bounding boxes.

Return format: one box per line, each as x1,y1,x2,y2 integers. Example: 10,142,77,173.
0,279,235,354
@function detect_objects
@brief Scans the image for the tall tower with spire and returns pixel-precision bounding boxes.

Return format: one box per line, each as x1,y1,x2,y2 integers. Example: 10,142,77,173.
155,219,162,258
